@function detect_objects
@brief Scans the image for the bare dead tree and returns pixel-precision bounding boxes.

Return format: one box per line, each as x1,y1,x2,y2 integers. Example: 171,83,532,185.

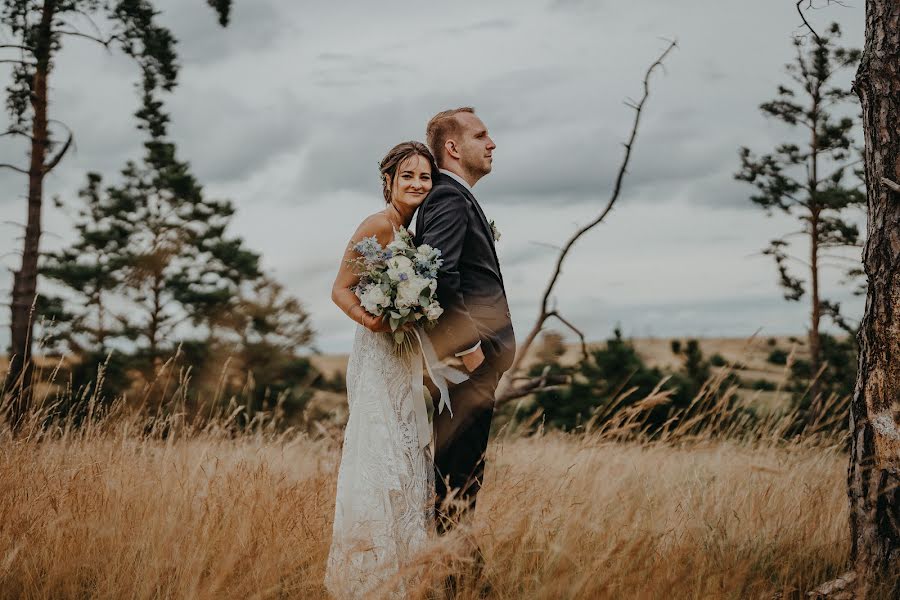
496,39,677,404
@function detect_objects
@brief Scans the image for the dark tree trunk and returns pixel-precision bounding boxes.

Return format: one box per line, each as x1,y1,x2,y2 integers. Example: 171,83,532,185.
847,0,900,595
809,98,823,422
5,1,55,429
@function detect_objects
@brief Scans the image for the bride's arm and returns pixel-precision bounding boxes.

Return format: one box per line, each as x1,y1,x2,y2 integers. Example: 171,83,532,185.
331,214,394,333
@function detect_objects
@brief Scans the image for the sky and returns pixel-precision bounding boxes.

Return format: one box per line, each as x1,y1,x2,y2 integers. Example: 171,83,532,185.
0,0,867,354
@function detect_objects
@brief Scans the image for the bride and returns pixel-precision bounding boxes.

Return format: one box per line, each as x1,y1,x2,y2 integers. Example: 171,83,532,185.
325,141,439,598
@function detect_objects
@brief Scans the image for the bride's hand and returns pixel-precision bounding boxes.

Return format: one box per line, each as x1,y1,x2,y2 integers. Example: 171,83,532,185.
360,310,392,333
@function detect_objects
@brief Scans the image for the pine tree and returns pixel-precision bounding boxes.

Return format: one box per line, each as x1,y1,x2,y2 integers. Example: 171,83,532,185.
735,23,864,422
40,173,132,355
218,276,316,419
0,0,233,427
109,137,262,376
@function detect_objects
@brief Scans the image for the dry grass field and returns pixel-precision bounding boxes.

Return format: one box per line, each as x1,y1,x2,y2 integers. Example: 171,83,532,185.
0,385,854,600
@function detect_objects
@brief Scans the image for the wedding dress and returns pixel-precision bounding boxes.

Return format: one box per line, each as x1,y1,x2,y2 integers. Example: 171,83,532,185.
325,324,434,599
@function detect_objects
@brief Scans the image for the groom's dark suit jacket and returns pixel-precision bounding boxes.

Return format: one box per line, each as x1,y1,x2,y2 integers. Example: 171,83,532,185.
414,173,515,373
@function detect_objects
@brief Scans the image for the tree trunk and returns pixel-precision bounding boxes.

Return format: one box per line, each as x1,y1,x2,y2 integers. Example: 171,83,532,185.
5,1,55,429
847,0,900,594
809,206,823,419
808,86,823,424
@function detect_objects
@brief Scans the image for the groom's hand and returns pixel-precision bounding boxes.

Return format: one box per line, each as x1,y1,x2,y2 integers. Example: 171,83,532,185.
461,346,485,373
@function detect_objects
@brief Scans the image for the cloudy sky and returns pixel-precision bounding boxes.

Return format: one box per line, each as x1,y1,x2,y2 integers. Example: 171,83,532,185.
0,0,867,354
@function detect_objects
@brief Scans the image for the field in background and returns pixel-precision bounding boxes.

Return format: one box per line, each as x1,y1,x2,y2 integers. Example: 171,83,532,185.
309,334,810,418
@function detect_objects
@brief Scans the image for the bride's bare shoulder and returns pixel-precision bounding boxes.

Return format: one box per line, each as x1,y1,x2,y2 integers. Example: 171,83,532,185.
351,210,393,246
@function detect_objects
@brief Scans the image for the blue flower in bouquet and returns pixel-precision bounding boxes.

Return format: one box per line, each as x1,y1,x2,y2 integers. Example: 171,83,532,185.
353,236,383,262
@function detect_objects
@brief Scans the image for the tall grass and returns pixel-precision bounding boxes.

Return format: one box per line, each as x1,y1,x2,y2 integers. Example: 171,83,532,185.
0,358,855,599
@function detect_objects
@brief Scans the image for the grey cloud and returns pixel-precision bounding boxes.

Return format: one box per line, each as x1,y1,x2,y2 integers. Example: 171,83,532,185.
166,89,309,184
313,56,413,89
437,18,517,35
158,0,295,66
292,95,448,198
547,0,607,12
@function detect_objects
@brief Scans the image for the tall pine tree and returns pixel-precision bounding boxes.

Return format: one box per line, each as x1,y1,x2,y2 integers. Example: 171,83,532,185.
0,0,233,428
736,23,864,422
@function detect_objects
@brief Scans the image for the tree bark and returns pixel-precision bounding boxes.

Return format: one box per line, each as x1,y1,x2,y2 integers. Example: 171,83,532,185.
847,0,900,594
808,86,823,422
5,1,56,429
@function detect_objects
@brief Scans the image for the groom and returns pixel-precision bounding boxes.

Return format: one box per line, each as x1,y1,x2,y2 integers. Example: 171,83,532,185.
415,107,516,534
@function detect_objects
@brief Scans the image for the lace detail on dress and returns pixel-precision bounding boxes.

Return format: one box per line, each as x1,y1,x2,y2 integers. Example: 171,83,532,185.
325,325,434,599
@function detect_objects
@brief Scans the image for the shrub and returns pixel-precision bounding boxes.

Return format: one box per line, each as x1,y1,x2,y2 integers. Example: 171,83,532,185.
768,349,789,365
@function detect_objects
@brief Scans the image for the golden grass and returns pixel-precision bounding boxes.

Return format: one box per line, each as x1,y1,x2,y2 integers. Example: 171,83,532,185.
0,391,850,600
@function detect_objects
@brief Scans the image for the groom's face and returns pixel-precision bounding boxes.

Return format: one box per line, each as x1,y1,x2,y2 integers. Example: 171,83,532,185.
455,113,496,178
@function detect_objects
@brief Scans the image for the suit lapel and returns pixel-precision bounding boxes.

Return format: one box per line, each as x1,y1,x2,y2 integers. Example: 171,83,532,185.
441,176,502,275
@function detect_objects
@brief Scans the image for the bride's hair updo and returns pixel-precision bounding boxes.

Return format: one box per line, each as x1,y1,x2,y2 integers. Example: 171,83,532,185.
379,141,438,203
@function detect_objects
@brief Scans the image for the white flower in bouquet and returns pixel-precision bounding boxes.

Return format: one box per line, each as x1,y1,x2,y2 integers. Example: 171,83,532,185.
424,302,444,321
386,255,415,282
358,284,387,315
396,275,431,309
386,236,410,255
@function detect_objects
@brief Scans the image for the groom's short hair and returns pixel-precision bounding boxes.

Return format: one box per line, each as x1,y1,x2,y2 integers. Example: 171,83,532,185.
426,107,475,167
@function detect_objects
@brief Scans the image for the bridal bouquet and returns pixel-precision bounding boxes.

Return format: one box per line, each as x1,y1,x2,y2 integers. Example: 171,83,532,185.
351,226,444,349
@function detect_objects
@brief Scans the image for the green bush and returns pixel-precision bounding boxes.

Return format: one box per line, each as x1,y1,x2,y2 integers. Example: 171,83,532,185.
768,349,789,365
710,353,728,367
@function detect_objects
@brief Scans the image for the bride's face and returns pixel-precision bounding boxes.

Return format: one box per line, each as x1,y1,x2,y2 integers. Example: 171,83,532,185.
388,154,433,210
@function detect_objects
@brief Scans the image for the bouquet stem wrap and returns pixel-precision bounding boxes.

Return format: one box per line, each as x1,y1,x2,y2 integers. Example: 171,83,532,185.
410,327,469,449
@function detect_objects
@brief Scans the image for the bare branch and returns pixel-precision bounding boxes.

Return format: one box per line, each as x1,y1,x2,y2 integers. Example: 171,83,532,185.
496,39,677,403
539,44,679,322
68,9,108,41
42,132,74,175
496,365,569,404
0,163,29,175
547,310,589,364
55,29,121,51
1,129,30,140
795,0,851,42
796,0,823,43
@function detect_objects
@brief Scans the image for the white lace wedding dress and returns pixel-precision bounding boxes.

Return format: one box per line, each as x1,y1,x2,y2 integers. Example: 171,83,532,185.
324,324,434,599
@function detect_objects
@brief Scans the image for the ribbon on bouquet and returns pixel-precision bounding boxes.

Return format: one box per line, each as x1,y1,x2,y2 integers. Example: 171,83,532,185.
409,327,469,450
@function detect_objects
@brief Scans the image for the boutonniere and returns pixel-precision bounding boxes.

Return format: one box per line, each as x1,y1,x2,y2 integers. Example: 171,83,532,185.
489,219,501,242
